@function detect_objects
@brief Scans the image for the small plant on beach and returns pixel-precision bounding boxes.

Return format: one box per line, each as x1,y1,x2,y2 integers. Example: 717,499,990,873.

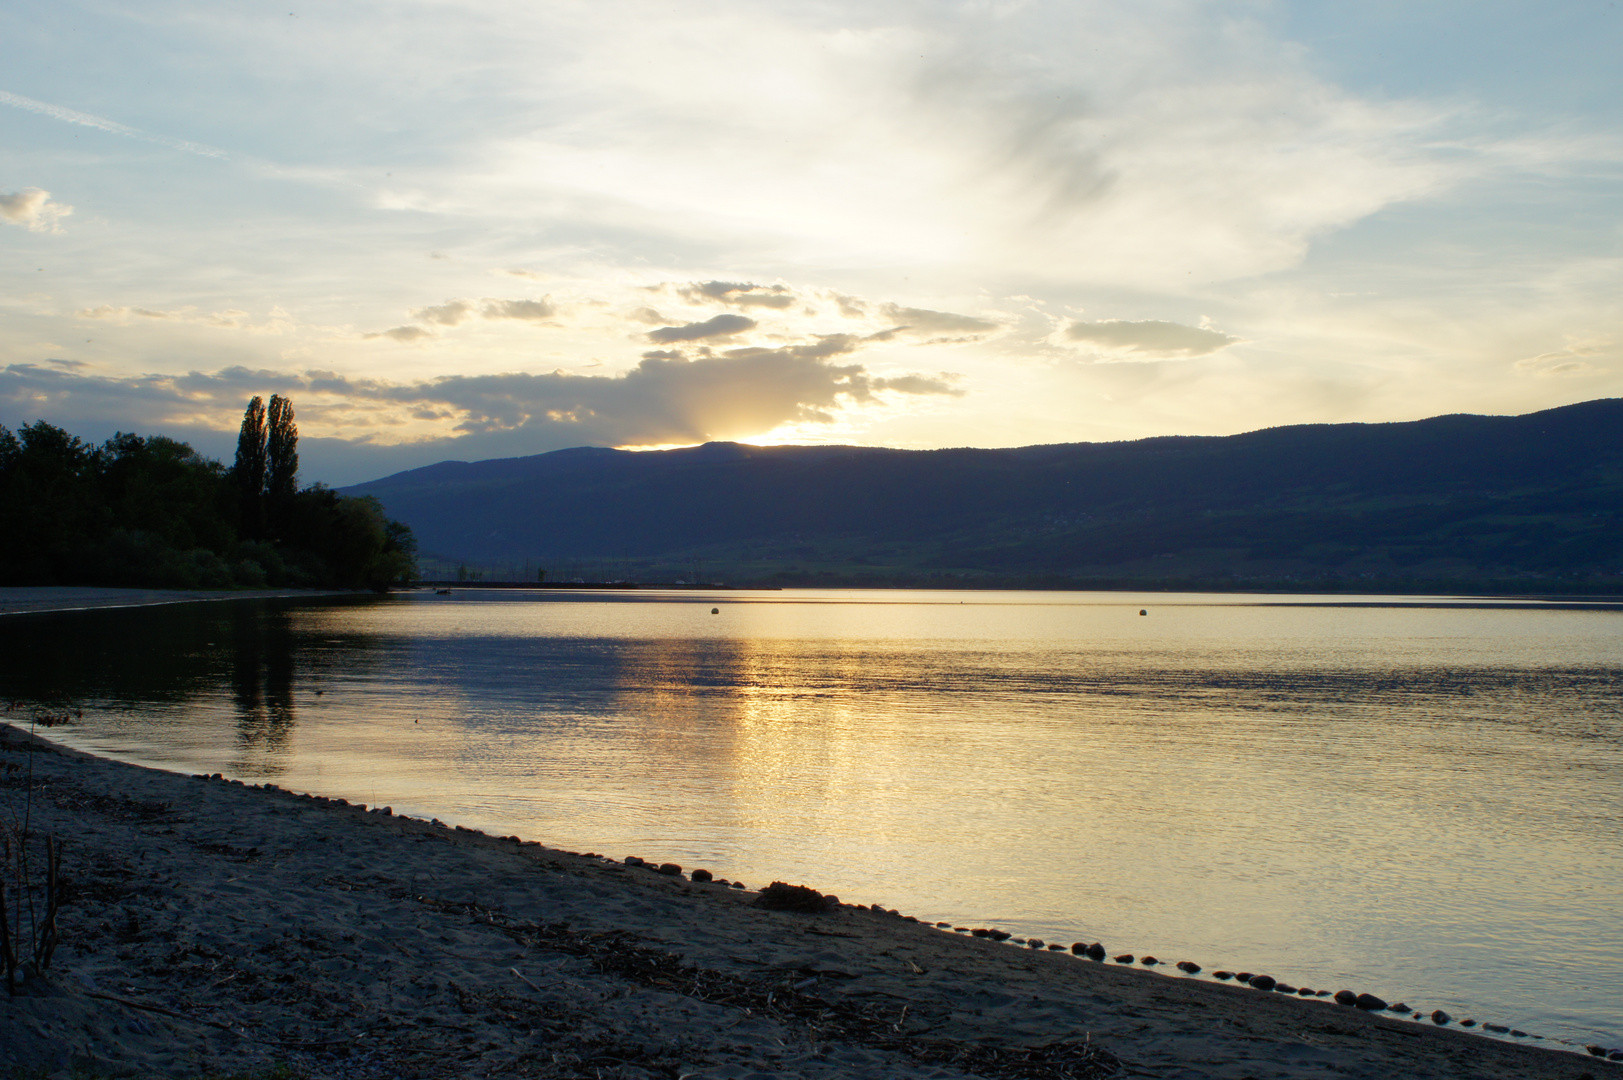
0,714,65,993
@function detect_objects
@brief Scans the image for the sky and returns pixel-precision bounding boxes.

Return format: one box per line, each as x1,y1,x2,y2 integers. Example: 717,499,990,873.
2,0,1620,486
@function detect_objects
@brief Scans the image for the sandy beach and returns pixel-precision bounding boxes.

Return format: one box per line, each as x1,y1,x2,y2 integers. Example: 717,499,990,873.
2,714,1617,1080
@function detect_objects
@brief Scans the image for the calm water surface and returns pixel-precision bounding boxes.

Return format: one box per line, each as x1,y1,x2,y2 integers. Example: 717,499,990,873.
3,589,1619,1049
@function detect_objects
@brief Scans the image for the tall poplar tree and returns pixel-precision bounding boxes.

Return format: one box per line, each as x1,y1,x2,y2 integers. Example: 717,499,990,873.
232,396,268,538
265,395,298,503
265,394,299,538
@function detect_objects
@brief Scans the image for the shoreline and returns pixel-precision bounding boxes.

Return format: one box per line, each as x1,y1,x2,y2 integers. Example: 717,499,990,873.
2,723,1616,1080
3,585,1621,619
0,587,359,618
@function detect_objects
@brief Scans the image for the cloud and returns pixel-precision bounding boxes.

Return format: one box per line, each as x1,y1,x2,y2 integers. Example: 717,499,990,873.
481,298,555,321
647,313,757,344
878,304,1001,339
365,326,434,342
1515,340,1610,377
676,281,795,309
0,89,229,160
0,188,73,232
1063,319,1239,359
830,292,868,318
413,300,474,326
872,373,963,396
374,296,557,339
0,334,955,461
75,305,277,331
77,305,171,321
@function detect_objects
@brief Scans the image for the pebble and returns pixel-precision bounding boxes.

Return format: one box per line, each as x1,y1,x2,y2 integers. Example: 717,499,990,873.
1086,943,1106,960
1430,1010,1450,1025
1274,984,1297,995
1247,975,1276,992
1334,990,1359,1007
987,930,1011,941
1235,972,1253,983
1296,988,1314,997
1482,1023,1509,1034
1046,943,1065,951
1140,956,1158,966
1355,993,1388,1011
1071,942,1089,955
690,868,713,882
1176,961,1201,973
1459,1019,1476,1027
1585,1045,1608,1057
1114,954,1135,964
1609,1050,1623,1062
656,863,682,876
624,856,646,867
1026,939,1045,949
1510,1030,1527,1038
1212,971,1234,981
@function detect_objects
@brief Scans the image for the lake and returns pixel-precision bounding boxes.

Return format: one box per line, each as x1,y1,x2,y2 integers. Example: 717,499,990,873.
2,588,1619,1050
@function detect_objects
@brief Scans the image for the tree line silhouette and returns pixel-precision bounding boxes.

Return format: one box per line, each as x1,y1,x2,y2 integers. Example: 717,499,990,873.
0,397,416,591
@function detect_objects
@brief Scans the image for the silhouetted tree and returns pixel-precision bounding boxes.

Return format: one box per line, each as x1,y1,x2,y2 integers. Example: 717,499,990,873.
0,422,103,583
266,395,298,504
265,395,298,540
99,432,234,553
232,396,268,539
0,402,415,591
283,486,417,590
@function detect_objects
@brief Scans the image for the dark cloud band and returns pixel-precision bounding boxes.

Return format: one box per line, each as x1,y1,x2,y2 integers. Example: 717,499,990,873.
647,313,757,343
0,340,958,460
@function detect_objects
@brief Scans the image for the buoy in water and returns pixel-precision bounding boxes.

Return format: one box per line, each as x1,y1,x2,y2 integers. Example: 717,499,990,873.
1139,609,1147,616
711,607,719,614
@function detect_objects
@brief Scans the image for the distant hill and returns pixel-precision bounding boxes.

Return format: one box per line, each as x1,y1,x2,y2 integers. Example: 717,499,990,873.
342,399,1623,590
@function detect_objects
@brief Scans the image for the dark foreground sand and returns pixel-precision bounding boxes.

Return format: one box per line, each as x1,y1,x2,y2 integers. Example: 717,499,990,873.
2,723,1618,1080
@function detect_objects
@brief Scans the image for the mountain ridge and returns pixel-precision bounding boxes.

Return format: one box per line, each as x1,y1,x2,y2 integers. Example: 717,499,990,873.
342,398,1623,588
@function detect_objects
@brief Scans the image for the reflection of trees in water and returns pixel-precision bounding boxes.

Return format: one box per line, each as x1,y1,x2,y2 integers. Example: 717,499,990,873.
229,610,298,774
0,596,396,777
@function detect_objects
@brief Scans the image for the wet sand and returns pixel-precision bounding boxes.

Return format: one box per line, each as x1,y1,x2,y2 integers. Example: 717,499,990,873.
2,719,1616,1080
